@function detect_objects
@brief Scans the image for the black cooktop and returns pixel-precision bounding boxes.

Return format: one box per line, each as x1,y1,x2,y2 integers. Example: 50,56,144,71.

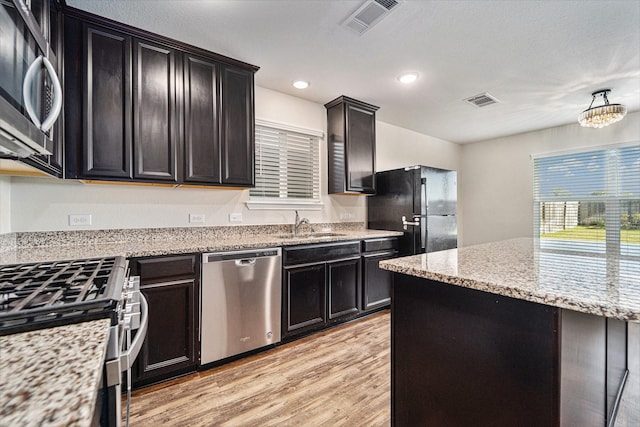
0,256,126,336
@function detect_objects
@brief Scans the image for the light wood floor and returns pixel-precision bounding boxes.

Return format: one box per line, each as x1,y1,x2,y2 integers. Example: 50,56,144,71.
126,311,391,426
126,311,639,427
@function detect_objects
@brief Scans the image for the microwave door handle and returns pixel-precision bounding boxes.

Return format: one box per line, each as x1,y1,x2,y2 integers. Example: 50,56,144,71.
40,56,63,132
22,55,43,129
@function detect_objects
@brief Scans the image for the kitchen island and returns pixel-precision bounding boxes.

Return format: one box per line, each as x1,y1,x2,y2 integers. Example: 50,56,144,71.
380,238,639,426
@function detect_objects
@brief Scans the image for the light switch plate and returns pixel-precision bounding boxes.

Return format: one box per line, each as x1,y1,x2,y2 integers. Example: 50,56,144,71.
69,214,92,226
229,213,243,223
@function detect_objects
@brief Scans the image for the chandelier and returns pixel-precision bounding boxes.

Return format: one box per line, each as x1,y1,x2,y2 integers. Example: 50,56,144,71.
578,89,627,128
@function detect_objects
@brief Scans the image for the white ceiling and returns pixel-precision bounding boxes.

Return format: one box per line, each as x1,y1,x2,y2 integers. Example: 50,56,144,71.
66,0,640,144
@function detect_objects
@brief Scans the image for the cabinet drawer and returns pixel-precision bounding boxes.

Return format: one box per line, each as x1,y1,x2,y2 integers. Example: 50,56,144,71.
284,241,360,265
132,254,196,282
362,237,398,253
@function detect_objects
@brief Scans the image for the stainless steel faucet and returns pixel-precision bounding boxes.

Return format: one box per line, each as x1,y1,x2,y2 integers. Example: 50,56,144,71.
294,210,310,236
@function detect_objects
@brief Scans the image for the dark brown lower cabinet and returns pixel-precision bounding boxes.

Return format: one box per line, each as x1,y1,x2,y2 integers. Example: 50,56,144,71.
391,273,629,427
130,255,199,387
362,251,396,312
328,257,360,320
284,263,326,335
361,237,398,313
282,241,361,340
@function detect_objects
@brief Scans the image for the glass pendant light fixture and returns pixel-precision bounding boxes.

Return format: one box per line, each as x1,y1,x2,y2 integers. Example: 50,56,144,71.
578,89,627,128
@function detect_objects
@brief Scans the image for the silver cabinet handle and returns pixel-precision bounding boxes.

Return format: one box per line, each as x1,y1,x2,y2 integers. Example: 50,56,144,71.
21,55,63,133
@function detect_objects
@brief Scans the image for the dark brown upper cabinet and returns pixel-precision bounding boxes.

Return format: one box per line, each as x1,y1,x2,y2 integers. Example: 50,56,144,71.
132,39,179,182
63,7,258,186
220,66,254,186
325,96,379,194
183,54,220,184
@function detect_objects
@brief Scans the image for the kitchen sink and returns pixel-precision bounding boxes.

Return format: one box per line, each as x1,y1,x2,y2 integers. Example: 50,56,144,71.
276,232,347,239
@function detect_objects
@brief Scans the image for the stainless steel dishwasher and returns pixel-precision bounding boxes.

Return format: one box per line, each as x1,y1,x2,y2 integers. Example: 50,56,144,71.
200,248,282,365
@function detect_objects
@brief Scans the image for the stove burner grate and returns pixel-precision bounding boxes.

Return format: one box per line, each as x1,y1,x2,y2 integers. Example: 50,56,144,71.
0,257,126,335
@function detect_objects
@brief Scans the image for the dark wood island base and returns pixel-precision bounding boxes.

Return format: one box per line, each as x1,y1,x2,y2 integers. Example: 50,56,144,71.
392,273,628,427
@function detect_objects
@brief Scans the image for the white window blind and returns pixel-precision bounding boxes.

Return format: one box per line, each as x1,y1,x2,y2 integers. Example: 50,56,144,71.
533,143,640,258
249,121,321,207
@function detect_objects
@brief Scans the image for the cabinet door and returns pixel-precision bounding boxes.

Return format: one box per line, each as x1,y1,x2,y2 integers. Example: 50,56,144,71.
362,251,396,312
132,39,178,182
220,66,254,186
284,263,326,337
134,278,197,385
183,54,220,184
346,104,375,193
328,257,361,320
81,24,132,178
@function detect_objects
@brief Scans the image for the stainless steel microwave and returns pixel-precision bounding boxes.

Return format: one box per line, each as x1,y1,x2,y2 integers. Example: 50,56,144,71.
0,0,62,158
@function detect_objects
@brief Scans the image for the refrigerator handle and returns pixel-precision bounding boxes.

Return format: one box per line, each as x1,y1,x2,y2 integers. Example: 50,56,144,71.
402,215,419,230
420,178,427,251
421,178,428,212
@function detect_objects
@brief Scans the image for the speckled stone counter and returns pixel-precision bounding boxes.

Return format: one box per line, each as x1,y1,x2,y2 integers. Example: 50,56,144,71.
0,226,402,265
380,237,640,322
0,318,111,426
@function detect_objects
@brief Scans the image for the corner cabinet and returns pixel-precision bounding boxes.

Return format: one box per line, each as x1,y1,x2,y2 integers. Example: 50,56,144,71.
361,237,398,313
130,254,199,388
325,96,378,194
63,9,257,186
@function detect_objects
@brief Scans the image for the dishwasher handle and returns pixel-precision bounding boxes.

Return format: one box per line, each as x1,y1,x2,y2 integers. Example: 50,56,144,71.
235,258,256,266
203,248,281,263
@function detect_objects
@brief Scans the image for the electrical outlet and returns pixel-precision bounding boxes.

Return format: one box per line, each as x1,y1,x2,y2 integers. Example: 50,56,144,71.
69,214,92,226
189,213,205,224
229,213,243,223
339,212,353,220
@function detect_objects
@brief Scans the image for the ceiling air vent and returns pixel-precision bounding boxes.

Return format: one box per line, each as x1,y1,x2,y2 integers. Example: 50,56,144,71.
464,93,499,108
343,0,401,35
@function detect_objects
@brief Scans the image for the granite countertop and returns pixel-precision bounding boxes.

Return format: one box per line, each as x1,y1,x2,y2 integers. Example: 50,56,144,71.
0,229,402,265
380,237,640,323
0,227,402,425
0,318,111,426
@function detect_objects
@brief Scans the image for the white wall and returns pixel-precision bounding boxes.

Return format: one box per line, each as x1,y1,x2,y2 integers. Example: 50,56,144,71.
460,111,640,247
376,122,461,172
0,176,10,233
8,87,456,233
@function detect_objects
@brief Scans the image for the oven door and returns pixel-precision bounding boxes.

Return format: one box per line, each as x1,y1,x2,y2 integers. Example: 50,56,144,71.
0,0,61,157
95,278,148,427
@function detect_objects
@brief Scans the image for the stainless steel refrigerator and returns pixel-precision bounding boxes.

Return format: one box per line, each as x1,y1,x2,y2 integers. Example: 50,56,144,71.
367,166,457,256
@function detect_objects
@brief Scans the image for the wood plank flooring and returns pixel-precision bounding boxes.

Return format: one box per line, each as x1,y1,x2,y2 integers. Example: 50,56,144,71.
126,311,639,426
126,311,391,426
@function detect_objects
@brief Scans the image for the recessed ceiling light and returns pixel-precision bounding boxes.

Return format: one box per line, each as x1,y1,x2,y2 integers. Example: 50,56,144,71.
398,72,418,84
292,80,310,89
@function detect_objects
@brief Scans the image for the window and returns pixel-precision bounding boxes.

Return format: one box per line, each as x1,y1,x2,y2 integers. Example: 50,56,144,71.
533,143,640,258
248,119,322,209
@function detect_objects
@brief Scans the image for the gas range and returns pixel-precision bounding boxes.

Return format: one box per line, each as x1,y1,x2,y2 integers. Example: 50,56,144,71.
0,255,148,426
0,257,126,336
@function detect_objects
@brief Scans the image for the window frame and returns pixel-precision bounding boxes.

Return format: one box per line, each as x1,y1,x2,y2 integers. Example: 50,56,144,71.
246,118,324,211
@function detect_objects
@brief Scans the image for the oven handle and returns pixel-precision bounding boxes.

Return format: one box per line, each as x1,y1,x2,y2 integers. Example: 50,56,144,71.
121,292,148,371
